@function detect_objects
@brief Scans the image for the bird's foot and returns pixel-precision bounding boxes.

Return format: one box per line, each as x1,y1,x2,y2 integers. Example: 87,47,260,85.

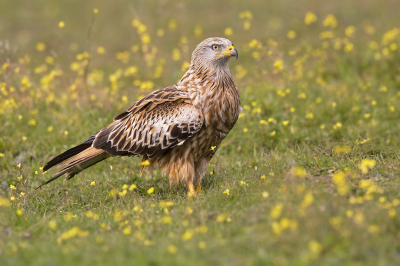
188,183,202,197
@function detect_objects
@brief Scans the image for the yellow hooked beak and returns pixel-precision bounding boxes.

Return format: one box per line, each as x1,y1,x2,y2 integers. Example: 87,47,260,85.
217,45,238,59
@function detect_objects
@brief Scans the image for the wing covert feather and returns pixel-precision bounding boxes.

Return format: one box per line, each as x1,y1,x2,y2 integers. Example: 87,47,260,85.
114,85,189,121
93,102,203,159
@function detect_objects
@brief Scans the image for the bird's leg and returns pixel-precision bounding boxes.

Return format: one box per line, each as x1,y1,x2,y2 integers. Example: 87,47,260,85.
187,182,196,197
193,157,211,196
195,179,202,195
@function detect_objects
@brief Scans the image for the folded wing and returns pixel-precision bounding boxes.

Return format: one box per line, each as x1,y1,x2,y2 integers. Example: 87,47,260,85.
93,101,204,159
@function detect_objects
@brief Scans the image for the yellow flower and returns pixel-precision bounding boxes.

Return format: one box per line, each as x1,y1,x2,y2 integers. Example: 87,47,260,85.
168,19,177,31
368,225,380,233
308,240,322,254
301,192,314,208
97,46,106,54
90,181,95,186
10,197,15,201
172,49,181,61
333,122,342,129
210,146,216,151
123,226,131,235
194,25,203,37
147,187,154,194
388,209,396,217
304,12,317,25
270,204,283,219
168,245,177,254
129,184,137,191
292,167,306,178
108,189,118,198
243,128,248,133
36,42,46,52
16,209,23,216
58,21,65,28
182,230,193,240
298,92,306,99
20,192,25,197
287,30,296,39
216,213,228,223
223,189,230,195
332,171,350,195
274,59,284,71
282,120,289,126
49,220,57,229
345,26,356,37
358,159,376,174
224,27,233,36
262,192,269,198
333,145,351,156
160,216,172,224
323,14,338,28
198,241,207,249
270,131,276,136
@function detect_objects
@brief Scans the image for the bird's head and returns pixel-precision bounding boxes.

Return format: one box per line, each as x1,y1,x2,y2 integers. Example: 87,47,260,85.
190,37,238,70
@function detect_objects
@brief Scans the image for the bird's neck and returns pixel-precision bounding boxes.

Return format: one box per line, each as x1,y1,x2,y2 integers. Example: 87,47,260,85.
177,62,234,93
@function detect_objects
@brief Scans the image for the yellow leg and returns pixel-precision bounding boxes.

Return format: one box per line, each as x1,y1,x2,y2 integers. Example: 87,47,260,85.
188,183,196,197
195,181,202,195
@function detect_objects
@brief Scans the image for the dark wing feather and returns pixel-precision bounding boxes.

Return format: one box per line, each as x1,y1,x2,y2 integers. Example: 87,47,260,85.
93,101,203,159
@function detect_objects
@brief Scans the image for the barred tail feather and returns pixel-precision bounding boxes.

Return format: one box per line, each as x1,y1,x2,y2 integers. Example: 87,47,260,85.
37,147,109,189
42,143,92,172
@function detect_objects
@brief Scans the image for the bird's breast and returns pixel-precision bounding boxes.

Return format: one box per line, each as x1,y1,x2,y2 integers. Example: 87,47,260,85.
189,82,240,134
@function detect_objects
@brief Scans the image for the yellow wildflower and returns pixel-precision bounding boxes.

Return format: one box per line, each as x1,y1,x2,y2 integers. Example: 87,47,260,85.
168,245,177,254
323,14,338,28
358,159,376,174
147,187,154,194
224,27,233,36
304,12,317,25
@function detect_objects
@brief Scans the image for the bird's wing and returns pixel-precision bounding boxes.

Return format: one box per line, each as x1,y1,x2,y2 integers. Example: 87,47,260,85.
113,85,190,121
92,100,204,160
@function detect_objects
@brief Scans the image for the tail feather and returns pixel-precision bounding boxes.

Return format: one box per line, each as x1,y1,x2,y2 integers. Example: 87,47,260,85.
37,147,109,189
42,143,92,172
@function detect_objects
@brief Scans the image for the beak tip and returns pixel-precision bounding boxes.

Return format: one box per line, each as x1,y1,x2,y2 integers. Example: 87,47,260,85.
230,48,238,60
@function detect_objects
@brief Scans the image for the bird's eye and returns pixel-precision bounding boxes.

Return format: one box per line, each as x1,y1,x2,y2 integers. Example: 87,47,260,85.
212,44,219,50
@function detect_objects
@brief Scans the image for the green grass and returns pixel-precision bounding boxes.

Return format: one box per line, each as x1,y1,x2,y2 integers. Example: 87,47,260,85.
1,0,400,265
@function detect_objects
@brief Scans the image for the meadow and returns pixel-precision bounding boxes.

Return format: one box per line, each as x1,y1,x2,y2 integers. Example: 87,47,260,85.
1,0,400,265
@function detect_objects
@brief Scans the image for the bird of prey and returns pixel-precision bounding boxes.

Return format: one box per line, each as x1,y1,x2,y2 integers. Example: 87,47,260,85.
39,37,241,196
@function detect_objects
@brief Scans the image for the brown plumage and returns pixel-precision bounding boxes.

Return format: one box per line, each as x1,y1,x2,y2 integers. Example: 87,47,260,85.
39,37,241,195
